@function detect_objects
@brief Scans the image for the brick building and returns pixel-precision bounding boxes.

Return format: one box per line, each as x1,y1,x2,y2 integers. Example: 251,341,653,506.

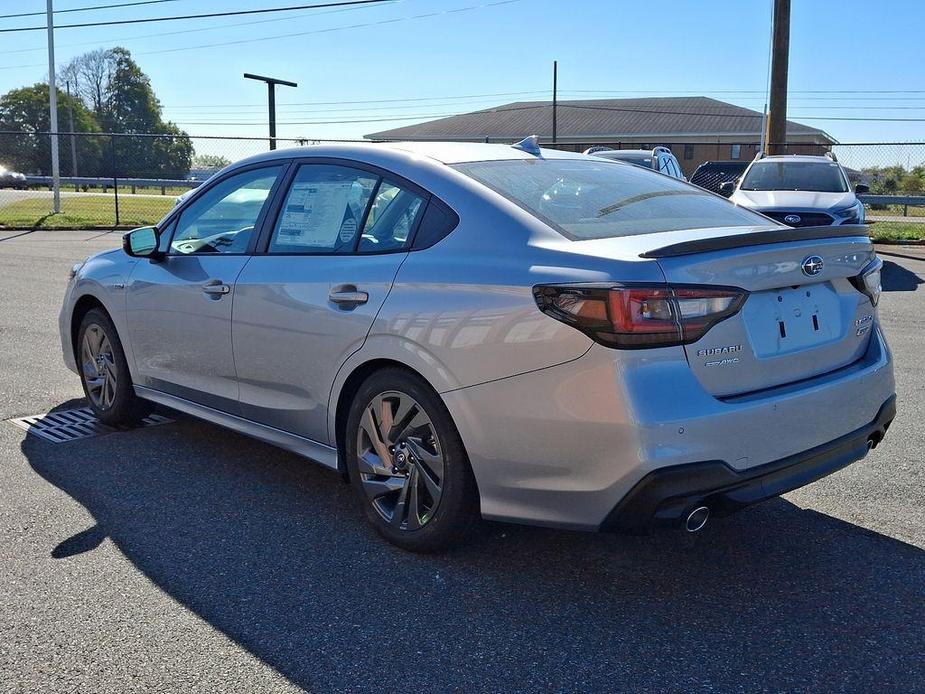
366,96,835,176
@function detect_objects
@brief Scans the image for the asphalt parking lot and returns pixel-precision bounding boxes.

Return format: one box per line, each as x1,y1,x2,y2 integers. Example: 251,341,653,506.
1,230,923,693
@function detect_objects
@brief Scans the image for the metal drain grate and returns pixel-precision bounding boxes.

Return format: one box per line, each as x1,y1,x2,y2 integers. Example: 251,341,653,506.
8,407,172,443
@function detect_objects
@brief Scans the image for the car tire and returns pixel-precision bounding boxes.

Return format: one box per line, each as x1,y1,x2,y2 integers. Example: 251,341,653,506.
77,308,151,427
345,368,479,552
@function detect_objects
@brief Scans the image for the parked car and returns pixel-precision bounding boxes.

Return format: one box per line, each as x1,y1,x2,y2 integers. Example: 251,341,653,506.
689,160,749,196
0,165,27,189
583,146,686,180
60,139,894,551
723,153,869,227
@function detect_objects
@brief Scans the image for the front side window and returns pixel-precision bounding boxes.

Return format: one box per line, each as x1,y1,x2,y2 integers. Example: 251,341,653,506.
171,166,281,255
453,158,769,241
740,161,849,193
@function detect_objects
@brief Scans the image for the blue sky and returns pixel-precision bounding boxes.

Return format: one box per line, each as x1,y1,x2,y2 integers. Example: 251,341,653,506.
2,0,924,151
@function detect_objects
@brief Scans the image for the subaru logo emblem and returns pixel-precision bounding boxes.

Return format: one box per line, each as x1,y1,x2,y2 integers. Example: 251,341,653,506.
801,255,824,276
784,214,802,224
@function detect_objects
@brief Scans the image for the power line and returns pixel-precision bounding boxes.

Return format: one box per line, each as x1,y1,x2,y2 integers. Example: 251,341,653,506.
0,0,395,33
134,0,522,55
0,0,402,55
168,104,925,126
159,101,925,118
0,0,184,21
163,90,551,109
158,93,925,110
173,112,469,125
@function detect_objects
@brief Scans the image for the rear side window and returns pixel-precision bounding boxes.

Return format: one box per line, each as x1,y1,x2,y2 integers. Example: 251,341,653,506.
412,198,459,249
453,159,768,241
359,180,425,253
268,164,428,254
269,164,377,254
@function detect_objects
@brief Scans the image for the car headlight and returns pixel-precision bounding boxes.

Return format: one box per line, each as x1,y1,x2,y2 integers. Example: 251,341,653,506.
833,200,864,223
68,262,84,281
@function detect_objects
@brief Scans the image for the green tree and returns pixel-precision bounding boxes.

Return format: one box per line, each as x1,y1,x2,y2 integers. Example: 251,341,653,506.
192,154,231,170
0,84,103,175
62,47,192,178
899,172,924,194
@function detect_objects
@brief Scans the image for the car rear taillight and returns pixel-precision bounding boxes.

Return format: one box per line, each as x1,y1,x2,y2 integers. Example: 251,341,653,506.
848,257,883,307
533,284,748,349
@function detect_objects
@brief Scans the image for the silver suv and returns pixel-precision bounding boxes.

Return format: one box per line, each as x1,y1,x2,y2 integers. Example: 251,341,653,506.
60,141,894,551
725,153,868,227
583,146,686,180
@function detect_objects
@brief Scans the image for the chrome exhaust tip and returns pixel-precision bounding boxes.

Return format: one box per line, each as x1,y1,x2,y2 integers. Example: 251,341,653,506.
685,506,710,533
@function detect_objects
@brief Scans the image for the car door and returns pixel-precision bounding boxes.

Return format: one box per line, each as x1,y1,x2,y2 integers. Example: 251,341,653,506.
232,161,428,444
125,163,286,411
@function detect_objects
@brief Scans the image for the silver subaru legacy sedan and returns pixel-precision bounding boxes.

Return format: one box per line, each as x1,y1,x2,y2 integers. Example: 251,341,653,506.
59,140,895,551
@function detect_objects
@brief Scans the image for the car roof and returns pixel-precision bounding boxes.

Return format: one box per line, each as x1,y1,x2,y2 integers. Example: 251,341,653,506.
232,141,592,168
753,154,840,165
597,149,657,156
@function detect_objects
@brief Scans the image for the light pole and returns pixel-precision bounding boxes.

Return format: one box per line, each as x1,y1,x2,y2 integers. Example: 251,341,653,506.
46,0,61,213
243,73,298,150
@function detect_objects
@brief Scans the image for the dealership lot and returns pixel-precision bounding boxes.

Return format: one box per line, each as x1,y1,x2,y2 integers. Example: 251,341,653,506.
0,230,923,692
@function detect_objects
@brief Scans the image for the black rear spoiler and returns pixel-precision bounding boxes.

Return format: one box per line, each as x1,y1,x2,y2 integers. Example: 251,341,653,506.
639,225,870,258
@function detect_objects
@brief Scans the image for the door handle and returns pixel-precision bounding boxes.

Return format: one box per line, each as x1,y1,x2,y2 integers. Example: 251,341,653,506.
328,287,369,307
202,280,231,296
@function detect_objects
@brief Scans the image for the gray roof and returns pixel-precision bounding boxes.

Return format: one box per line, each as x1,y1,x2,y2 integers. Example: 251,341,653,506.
367,97,835,143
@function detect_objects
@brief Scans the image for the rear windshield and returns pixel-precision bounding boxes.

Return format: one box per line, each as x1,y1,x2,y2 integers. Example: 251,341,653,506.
740,160,848,192
453,158,768,240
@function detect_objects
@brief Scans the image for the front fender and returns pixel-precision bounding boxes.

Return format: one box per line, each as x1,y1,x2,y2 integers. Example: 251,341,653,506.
63,253,138,380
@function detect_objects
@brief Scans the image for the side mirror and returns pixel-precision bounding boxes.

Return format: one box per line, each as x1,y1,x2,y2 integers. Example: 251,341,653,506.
855,183,870,195
123,226,161,259
719,180,736,196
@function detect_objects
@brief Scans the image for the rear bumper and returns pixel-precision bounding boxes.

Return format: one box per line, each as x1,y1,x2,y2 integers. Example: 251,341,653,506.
602,394,896,533
444,323,894,531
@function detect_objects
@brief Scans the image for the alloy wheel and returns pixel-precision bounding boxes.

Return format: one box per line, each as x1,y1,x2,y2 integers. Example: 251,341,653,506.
356,391,445,531
81,324,117,410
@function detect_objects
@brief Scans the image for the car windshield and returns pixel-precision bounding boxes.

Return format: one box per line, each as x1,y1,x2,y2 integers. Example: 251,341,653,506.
600,153,653,168
740,160,848,192
453,159,768,240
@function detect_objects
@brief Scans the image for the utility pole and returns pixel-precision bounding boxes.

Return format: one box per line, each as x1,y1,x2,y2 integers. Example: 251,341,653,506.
66,80,78,177
552,60,558,144
766,0,790,155
243,73,298,150
46,0,61,213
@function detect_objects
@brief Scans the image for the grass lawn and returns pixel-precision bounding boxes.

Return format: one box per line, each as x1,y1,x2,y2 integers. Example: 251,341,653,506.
0,195,174,229
868,221,925,243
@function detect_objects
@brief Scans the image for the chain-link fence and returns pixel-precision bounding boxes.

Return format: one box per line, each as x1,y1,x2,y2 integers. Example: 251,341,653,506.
0,131,339,229
1,131,923,241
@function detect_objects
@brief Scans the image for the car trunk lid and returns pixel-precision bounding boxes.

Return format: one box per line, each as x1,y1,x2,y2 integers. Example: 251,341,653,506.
646,225,876,397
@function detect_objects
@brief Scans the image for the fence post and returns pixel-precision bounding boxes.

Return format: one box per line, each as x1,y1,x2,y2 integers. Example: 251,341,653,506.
110,135,120,227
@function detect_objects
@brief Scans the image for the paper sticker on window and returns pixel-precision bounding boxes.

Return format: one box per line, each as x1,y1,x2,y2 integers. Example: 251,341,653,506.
339,217,357,244
276,181,353,247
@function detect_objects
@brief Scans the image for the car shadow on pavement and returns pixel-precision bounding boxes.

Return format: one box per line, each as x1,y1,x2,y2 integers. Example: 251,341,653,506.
881,259,923,292
22,400,925,692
